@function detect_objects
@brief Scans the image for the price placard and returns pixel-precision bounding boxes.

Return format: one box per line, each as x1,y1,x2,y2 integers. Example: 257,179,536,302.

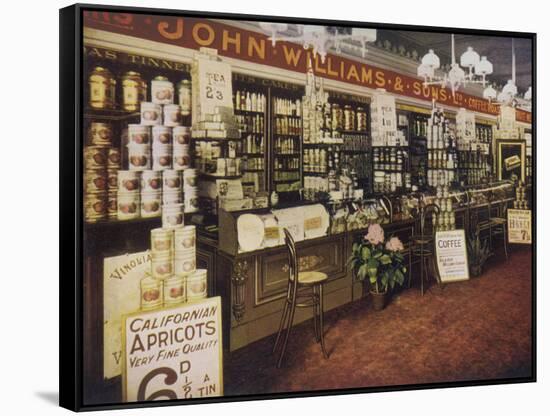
197,58,233,115
508,209,532,244
122,297,223,402
435,229,470,283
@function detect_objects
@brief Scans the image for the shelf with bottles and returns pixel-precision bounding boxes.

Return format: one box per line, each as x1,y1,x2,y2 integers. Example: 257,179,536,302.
475,123,494,144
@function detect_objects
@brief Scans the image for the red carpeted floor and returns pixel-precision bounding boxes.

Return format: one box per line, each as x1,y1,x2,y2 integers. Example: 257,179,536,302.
224,247,533,396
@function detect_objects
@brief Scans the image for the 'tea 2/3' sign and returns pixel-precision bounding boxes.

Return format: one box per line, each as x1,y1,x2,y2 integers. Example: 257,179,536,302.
122,296,223,402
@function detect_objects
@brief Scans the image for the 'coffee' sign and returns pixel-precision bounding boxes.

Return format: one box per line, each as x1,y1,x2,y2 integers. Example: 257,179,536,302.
123,297,223,402
435,229,470,283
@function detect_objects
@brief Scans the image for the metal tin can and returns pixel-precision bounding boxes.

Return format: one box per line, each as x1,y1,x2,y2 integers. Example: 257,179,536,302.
164,275,186,305
173,147,191,171
117,191,140,220
84,191,107,222
151,76,174,105
344,105,355,131
83,146,108,170
187,269,207,301
107,191,117,219
128,124,151,145
117,170,140,192
150,228,174,253
107,148,121,169
88,122,113,147
122,71,147,112
107,169,118,190
151,251,173,279
174,225,196,252
162,189,183,205
173,126,191,145
177,79,192,116
140,102,162,126
140,275,163,310
163,170,182,190
152,144,172,170
174,251,196,276
184,187,199,213
152,125,172,145
163,104,182,127
356,107,367,131
89,66,116,109
141,191,162,218
162,203,185,229
84,170,108,193
183,169,198,188
127,144,151,171
141,170,162,192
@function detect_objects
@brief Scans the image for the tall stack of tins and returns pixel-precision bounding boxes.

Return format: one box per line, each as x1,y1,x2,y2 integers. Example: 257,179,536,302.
83,122,121,222
117,75,194,222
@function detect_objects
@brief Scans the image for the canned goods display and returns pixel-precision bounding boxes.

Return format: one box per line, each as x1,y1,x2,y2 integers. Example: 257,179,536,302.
88,122,113,147
140,191,162,218
107,191,117,219
140,102,162,126
128,124,151,145
173,151,191,170
162,203,185,228
140,170,162,192
88,66,116,110
151,252,173,279
164,275,186,305
177,79,192,116
183,168,198,188
184,187,199,213
186,269,208,300
151,76,174,105
140,275,163,310
122,71,147,112
152,125,172,145
150,228,174,253
117,191,140,220
163,104,182,127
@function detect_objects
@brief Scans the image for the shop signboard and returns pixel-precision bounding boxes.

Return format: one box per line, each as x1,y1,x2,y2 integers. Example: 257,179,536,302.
195,54,233,118
104,251,151,379
508,209,532,244
122,297,223,402
435,229,470,283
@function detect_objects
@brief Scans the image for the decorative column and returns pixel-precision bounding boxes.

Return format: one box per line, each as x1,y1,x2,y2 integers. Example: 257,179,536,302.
231,260,249,323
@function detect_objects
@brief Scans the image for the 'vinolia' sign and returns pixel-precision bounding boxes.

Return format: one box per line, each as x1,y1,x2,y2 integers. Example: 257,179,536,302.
122,297,223,402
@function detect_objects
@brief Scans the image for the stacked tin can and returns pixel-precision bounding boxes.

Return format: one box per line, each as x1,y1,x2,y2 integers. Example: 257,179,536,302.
432,185,456,231
83,122,121,222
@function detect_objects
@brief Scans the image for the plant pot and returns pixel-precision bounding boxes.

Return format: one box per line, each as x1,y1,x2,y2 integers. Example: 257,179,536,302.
470,264,483,277
370,289,389,311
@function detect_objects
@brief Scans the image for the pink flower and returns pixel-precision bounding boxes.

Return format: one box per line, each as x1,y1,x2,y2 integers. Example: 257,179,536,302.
364,224,384,245
385,236,404,252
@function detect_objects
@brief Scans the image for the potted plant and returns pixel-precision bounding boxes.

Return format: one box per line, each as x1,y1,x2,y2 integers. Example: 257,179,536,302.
348,224,407,310
467,230,491,277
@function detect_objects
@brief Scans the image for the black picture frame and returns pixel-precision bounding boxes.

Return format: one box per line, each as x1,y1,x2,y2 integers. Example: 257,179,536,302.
60,3,537,411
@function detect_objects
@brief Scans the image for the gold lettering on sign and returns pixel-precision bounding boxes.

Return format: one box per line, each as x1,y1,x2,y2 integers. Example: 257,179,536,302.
158,18,184,40
282,45,302,67
327,58,338,77
361,67,373,84
222,29,241,54
346,64,360,82
192,22,215,46
247,36,265,59
375,70,386,87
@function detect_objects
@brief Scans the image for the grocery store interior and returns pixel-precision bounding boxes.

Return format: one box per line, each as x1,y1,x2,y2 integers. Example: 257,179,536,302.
80,12,533,404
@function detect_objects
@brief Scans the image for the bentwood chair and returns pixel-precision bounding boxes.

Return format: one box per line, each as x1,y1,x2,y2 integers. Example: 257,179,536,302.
476,197,508,259
272,228,329,368
410,203,440,296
